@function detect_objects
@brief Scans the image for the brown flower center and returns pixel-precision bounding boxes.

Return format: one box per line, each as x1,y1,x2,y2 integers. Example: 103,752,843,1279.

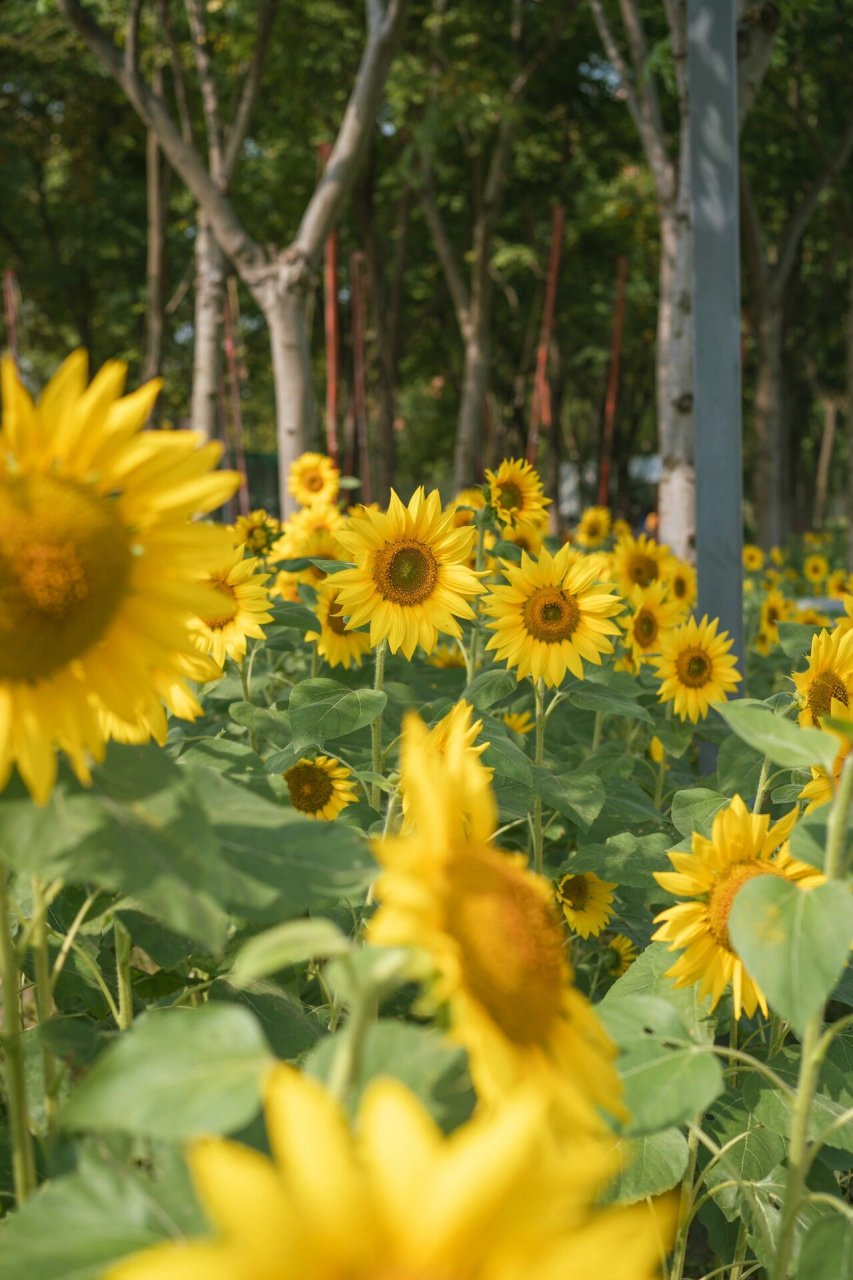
326,593,348,635
706,861,781,952
676,647,713,688
446,850,564,1044
628,553,658,586
0,472,132,681
672,574,687,599
498,482,522,511
522,587,580,643
633,609,658,648
284,762,334,814
557,873,589,911
373,540,438,605
807,670,849,722
201,578,239,630
305,472,324,492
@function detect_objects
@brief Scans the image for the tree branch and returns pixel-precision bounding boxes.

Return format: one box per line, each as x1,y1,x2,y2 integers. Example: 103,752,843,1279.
774,112,853,292
418,151,471,335
125,0,144,74
184,0,223,177
292,0,409,263
222,0,280,185
661,0,688,108
736,1,780,126
739,165,769,298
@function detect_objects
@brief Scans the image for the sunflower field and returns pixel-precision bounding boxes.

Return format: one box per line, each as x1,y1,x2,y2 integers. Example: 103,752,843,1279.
2,355,853,1280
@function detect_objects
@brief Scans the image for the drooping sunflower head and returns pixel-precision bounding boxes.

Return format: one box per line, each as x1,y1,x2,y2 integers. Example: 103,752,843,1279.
575,505,612,548
661,556,696,612
447,486,486,527
0,352,239,803
485,458,551,529
803,553,829,586
500,518,545,558
190,547,272,668
483,546,624,688
742,544,764,573
653,795,823,1018
792,627,853,728
304,582,372,670
760,587,792,641
654,614,742,723
330,488,484,659
611,532,669,599
798,697,853,813
503,709,534,736
607,934,639,977
283,755,357,821
287,451,340,507
556,871,617,939
827,569,852,600
619,580,685,664
232,508,281,557
426,640,467,669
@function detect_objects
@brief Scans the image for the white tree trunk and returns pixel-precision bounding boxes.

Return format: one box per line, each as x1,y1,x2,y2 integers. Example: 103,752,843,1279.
656,191,695,560
262,273,317,517
190,216,226,440
753,301,784,549
453,321,490,492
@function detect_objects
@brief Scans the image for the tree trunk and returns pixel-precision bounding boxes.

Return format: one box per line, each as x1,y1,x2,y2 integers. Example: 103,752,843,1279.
263,275,316,517
141,114,168,403
656,200,695,559
453,319,489,492
753,299,784,548
190,216,226,439
847,267,853,568
814,397,838,528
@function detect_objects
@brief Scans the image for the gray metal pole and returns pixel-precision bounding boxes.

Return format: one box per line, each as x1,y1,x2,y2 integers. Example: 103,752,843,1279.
688,0,744,669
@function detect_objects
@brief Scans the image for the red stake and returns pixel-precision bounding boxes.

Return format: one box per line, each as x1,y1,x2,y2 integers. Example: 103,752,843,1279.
527,206,565,465
319,143,340,467
350,250,372,504
597,255,628,507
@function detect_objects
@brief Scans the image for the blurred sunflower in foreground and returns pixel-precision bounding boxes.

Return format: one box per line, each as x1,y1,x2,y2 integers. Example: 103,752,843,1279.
108,1066,674,1280
0,352,238,802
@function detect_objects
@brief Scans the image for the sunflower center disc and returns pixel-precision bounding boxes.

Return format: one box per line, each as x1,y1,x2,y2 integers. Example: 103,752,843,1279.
498,482,522,511
200,578,239,630
808,670,849,721
374,540,438,605
326,594,348,635
676,648,712,688
446,853,563,1044
558,873,589,910
285,763,334,813
306,472,324,492
0,472,132,682
629,554,658,586
706,861,780,952
634,610,658,646
522,587,580,643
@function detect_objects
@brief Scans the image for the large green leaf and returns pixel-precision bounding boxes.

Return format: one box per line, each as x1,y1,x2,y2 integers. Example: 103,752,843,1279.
797,1217,853,1279
604,942,716,1043
608,1129,689,1204
670,787,728,840
789,807,853,872
288,678,387,750
703,1096,788,1221
61,1005,272,1141
729,879,853,1034
570,673,654,724
532,766,605,830
483,735,532,786
574,831,672,887
230,917,351,986
717,699,838,773
464,668,518,710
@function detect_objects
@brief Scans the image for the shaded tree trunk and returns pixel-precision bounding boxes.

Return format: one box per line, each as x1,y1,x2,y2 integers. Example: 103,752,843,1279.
262,274,317,508
848,267,853,567
141,67,169,409
814,396,838,528
752,300,784,545
454,320,490,490
190,219,226,440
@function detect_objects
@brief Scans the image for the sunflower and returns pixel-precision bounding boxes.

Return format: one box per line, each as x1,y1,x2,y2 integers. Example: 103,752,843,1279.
500,519,545,558
232,508,281,558
649,735,666,765
447,486,486,528
799,697,853,812
107,1065,673,1280
190,548,272,668
485,458,551,529
753,628,773,657
503,709,534,736
653,615,742,723
619,580,685,665
797,606,832,627
792,627,853,728
283,755,357,821
653,796,824,1019
803,553,829,587
575,506,611,548
611,533,670,598
329,488,483,660
769,546,784,566
288,451,340,507
304,582,372,670
612,517,631,539
272,503,346,585
742,544,764,572
760,588,793,643
369,713,625,1127
662,557,697,612
607,934,639,977
828,569,852,599
556,872,617,939
483,547,623,688
426,640,467,669
400,700,493,832
0,352,238,803
271,569,303,603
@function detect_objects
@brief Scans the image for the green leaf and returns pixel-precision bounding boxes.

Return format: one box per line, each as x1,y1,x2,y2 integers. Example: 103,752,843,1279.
670,787,728,839
716,733,765,799
790,807,853,872
605,942,715,1043
717,699,838,773
729,879,853,1034
608,1129,689,1204
289,678,387,750
228,701,292,748
532,767,605,830
574,831,673,887
269,600,318,630
230,917,351,986
797,1215,853,1278
704,1097,788,1220
778,622,821,661
464,668,518,710
61,1005,272,1141
598,994,723,1133
483,735,532,785
570,676,654,724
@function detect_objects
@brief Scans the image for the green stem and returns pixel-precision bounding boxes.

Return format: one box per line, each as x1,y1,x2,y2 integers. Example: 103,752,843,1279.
238,659,260,752
370,640,387,811
31,876,59,1137
50,890,98,993
752,755,772,814
114,919,134,1032
654,751,667,811
591,710,605,751
310,645,320,679
0,867,37,1203
326,979,376,1101
467,520,487,683
532,679,546,876
669,1124,700,1280
825,753,853,879
729,1221,748,1280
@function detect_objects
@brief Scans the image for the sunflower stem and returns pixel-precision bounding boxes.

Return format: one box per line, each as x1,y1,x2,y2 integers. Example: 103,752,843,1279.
114,919,134,1031
825,752,853,880
591,710,605,751
752,755,771,814
669,1123,700,1280
532,679,546,876
31,876,59,1138
0,866,37,1204
654,751,667,811
370,640,387,811
728,1222,749,1280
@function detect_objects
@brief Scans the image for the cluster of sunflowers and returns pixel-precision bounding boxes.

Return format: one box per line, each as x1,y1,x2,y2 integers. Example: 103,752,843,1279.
2,356,853,1280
